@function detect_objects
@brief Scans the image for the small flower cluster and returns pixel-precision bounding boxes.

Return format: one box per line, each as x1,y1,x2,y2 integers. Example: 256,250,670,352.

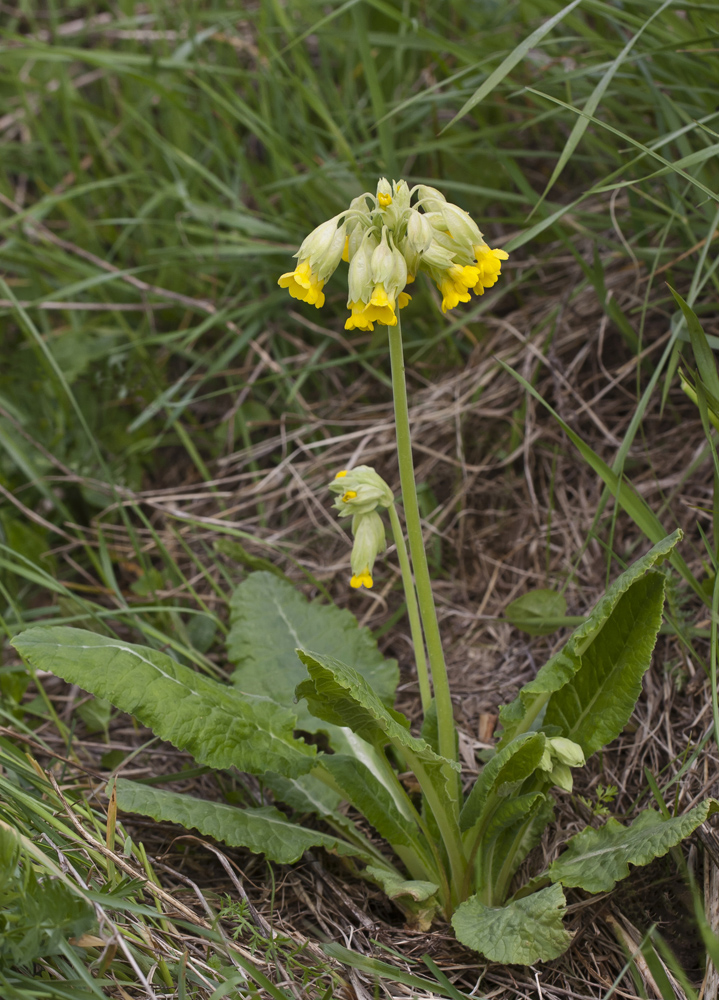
327,466,393,589
538,737,585,793
279,178,508,330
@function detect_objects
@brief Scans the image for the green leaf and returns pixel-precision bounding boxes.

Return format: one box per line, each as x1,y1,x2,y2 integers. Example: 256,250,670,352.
461,733,546,833
322,754,419,848
296,650,456,768
544,572,666,757
498,532,679,749
451,884,572,964
228,572,398,740
480,795,555,897
12,627,315,778
365,866,439,902
549,799,719,893
115,779,369,865
506,589,568,636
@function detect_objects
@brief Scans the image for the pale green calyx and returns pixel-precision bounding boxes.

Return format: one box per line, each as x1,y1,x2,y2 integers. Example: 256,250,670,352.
297,215,348,281
349,510,386,590
547,737,585,768
328,465,394,517
538,737,585,793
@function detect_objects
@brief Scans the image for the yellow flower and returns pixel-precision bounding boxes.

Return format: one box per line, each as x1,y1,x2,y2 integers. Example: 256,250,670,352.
278,260,325,308
342,237,350,263
378,192,392,209
438,264,481,312
472,247,509,295
345,284,399,331
350,567,374,589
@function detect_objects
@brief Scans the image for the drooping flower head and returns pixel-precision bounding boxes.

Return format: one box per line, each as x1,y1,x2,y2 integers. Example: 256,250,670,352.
328,466,393,589
279,179,508,327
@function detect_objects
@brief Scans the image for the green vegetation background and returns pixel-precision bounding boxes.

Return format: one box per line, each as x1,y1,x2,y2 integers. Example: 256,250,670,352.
1,0,718,996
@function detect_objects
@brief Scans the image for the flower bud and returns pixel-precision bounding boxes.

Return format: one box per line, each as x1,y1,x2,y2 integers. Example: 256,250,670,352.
350,510,386,589
348,233,377,303
371,229,394,286
406,209,433,255
388,242,408,299
550,762,574,793
328,465,394,517
376,177,393,209
442,203,483,250
547,737,585,768
392,179,411,213
415,184,446,213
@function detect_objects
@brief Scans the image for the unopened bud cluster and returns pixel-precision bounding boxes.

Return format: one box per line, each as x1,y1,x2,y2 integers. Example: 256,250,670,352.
279,178,508,330
538,737,585,793
328,466,393,589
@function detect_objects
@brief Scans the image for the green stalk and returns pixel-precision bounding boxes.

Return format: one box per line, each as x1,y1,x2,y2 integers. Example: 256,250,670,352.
388,502,432,713
387,318,458,786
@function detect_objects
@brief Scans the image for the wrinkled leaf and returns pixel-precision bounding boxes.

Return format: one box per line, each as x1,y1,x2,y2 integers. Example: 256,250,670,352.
296,649,457,773
228,572,398,741
12,627,315,778
365,866,439,902
550,799,719,893
544,572,665,757
115,779,369,864
461,733,546,833
499,531,679,748
322,754,419,848
452,883,572,964
506,589,568,636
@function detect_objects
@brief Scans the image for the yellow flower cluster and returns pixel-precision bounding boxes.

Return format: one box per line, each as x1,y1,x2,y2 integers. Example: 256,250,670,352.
278,179,508,328
327,466,394,590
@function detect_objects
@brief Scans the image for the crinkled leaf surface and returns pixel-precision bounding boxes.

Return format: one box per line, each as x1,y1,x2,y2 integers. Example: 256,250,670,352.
479,795,554,896
12,627,314,777
228,573,398,738
461,733,546,833
322,754,419,848
296,650,458,772
115,778,369,864
452,883,572,964
499,531,679,748
550,799,719,893
544,572,665,757
365,866,439,902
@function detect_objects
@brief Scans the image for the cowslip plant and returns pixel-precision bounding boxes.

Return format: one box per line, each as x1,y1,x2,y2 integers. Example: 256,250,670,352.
10,179,716,965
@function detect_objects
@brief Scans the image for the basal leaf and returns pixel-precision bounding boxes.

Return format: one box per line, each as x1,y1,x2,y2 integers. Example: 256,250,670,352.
322,754,419,848
544,572,665,757
479,795,555,897
550,800,719,893
115,779,369,864
12,627,314,778
296,649,458,773
460,733,546,833
228,573,398,739
365,866,439,902
498,532,679,748
452,884,572,964
482,793,547,843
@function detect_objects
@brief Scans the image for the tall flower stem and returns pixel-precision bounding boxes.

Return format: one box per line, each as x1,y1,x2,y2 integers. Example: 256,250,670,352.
388,503,432,714
387,317,458,782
